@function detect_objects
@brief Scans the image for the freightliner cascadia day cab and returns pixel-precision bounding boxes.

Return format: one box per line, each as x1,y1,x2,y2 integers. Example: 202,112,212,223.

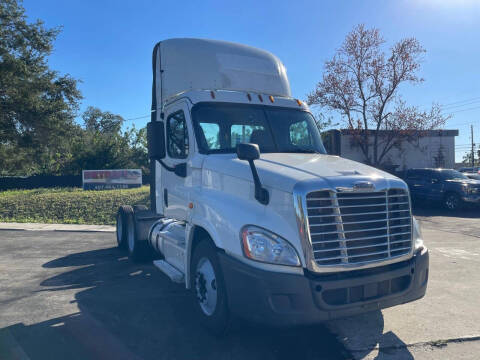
116,38,429,333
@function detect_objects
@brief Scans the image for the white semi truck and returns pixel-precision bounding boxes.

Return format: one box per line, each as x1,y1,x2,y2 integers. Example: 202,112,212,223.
116,38,428,333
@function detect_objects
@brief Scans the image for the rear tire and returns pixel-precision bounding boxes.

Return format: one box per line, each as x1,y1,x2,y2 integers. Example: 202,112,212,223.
125,210,150,262
191,240,230,336
116,205,133,250
444,192,461,211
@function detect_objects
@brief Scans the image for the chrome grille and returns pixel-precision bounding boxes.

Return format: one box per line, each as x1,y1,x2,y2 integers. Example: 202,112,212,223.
306,189,412,266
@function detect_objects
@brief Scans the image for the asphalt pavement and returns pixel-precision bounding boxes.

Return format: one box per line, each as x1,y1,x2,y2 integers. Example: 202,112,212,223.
1,206,479,360
0,230,347,360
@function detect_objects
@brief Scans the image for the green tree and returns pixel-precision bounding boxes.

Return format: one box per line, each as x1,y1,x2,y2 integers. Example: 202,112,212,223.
462,146,480,167
63,107,148,176
0,0,82,175
83,106,123,134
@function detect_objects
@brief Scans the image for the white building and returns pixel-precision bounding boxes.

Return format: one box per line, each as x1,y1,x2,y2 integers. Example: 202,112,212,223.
323,129,458,171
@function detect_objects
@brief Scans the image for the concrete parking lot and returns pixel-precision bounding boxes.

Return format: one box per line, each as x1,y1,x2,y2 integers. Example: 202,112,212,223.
0,207,479,360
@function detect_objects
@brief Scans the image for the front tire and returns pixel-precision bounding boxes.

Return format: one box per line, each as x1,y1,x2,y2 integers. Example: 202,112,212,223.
191,240,230,335
444,192,461,211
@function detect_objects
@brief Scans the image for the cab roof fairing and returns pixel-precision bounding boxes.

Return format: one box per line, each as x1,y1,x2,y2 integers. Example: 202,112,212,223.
153,38,292,113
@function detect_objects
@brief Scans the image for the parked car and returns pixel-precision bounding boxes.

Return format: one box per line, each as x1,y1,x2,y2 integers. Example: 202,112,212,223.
405,168,480,210
458,167,480,180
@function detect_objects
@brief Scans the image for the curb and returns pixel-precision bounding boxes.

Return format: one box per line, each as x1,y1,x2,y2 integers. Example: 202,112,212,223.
0,223,115,233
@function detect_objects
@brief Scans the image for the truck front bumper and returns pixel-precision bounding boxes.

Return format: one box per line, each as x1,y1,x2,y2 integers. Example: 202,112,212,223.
219,249,428,326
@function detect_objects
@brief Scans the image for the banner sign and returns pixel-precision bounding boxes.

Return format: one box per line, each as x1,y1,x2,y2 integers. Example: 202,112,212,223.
82,169,142,190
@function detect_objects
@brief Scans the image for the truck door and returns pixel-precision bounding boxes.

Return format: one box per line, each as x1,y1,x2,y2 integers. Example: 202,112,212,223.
162,100,193,220
406,170,428,200
425,172,443,201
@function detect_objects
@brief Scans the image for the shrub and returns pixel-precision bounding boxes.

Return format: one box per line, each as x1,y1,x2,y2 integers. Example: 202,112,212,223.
0,186,150,225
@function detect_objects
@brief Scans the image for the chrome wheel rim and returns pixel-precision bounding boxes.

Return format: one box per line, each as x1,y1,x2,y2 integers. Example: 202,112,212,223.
116,214,123,245
446,195,458,210
195,257,217,316
127,216,135,252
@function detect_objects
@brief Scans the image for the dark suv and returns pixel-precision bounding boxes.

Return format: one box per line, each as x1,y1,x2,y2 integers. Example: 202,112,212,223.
404,168,480,210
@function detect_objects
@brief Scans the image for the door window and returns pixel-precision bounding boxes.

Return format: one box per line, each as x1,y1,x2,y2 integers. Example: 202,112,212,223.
167,111,189,159
406,171,421,181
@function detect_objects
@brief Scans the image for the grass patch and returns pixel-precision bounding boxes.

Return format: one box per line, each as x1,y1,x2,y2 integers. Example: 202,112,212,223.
0,186,150,225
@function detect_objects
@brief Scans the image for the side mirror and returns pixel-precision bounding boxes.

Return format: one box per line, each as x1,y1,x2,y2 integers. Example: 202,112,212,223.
236,143,269,205
174,163,187,178
147,121,166,160
236,143,260,161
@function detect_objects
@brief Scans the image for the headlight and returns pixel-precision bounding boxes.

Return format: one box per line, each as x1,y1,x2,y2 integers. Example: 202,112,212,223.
241,226,301,266
412,216,425,252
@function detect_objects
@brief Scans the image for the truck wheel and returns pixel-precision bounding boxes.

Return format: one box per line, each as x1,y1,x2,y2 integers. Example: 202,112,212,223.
191,240,230,335
125,210,149,262
116,205,133,250
444,192,461,211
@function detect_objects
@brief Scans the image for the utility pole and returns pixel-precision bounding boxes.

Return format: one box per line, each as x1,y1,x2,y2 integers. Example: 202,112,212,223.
471,125,475,168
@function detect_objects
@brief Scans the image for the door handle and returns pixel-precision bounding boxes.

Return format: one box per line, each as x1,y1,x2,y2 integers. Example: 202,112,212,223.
164,189,168,207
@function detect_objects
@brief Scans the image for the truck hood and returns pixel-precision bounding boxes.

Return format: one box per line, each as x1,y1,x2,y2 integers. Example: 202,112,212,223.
445,178,480,186
202,153,398,193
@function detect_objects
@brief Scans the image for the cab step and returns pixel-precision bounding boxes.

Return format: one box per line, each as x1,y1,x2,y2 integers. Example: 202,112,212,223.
153,259,184,283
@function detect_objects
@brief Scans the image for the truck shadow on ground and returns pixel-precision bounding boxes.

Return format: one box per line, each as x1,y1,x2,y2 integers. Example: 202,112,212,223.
3,246,353,360
332,310,413,360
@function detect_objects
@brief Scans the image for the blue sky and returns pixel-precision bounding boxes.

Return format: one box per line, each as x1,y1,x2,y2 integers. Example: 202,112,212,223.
23,0,480,162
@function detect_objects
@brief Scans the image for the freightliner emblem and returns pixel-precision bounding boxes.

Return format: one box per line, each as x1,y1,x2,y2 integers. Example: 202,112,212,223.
352,181,375,192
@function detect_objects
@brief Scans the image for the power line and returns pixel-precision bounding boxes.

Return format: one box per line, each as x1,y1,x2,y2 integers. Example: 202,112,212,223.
122,110,156,122
442,100,480,111
441,96,480,107
110,94,480,124
123,114,150,121
446,105,480,117
417,95,480,110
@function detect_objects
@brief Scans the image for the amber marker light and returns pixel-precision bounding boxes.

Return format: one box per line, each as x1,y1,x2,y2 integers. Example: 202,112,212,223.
241,229,252,258
269,95,274,103
258,94,263,102
296,99,302,106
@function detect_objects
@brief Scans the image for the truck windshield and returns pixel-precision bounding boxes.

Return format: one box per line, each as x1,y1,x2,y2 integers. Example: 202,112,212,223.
191,103,327,154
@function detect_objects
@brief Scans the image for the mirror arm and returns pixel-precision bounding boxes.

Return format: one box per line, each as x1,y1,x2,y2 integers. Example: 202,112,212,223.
157,159,187,178
247,160,269,205
157,159,175,172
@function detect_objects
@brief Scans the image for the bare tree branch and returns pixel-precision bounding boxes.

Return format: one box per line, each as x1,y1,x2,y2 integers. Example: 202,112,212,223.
307,24,447,167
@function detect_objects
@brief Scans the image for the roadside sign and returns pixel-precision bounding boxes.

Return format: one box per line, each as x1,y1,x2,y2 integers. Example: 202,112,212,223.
82,169,142,190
